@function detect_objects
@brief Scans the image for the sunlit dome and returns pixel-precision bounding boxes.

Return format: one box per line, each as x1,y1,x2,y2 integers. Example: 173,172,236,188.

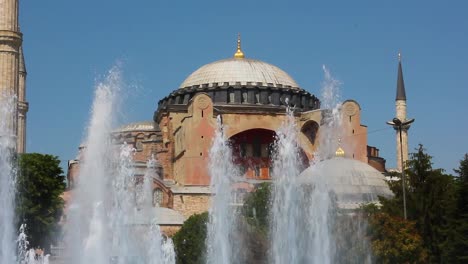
114,121,160,133
300,158,393,209
179,58,300,89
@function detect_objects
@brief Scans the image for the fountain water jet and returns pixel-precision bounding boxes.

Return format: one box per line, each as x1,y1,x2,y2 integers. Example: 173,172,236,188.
17,225,50,264
206,116,240,264
0,94,18,263
66,66,174,264
270,66,346,263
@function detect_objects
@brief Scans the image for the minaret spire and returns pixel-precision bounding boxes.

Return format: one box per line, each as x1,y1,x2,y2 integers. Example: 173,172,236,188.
396,52,406,101
234,33,245,59
391,52,414,171
17,45,28,153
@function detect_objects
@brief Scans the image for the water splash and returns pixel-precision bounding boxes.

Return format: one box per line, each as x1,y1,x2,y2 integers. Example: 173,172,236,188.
144,155,176,264
66,66,121,264
270,103,325,263
65,66,174,263
316,65,343,160
270,67,345,263
206,116,240,264
17,225,50,264
147,221,176,264
0,94,17,263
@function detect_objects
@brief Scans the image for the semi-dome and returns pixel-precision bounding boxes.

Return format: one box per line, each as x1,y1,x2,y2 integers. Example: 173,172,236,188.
300,157,393,209
180,58,300,89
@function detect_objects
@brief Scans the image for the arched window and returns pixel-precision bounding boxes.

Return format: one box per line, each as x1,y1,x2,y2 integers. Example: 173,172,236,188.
136,140,143,151
153,188,163,207
301,121,319,145
253,136,261,157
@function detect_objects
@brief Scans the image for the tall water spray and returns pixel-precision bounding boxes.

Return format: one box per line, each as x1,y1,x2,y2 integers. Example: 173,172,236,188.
66,66,122,263
66,66,174,263
111,145,175,263
0,94,17,263
206,116,240,264
270,66,343,263
143,155,175,264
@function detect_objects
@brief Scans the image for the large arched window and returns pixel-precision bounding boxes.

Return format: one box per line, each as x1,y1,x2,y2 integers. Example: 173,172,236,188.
153,188,163,207
301,121,319,145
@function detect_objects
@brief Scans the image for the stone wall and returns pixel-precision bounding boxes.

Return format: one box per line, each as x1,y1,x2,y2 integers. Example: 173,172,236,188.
160,225,181,237
172,194,211,219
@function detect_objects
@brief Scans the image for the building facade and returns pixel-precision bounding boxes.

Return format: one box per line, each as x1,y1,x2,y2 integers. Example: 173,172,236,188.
67,38,387,231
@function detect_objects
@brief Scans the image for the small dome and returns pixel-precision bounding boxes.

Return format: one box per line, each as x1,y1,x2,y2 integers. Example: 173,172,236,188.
300,158,393,209
115,121,160,133
179,58,300,89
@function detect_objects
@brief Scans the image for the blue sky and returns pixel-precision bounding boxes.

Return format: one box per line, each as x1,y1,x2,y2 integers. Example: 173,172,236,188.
20,0,468,173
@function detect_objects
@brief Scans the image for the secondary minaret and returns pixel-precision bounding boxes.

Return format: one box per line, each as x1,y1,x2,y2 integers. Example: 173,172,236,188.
0,0,22,140
394,53,412,171
17,45,27,153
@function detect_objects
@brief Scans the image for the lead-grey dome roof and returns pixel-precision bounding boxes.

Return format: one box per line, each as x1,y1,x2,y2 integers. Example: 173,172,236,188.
179,58,300,89
300,157,393,209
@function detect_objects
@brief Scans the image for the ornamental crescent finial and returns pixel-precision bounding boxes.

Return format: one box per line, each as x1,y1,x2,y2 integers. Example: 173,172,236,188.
335,138,345,157
234,33,245,59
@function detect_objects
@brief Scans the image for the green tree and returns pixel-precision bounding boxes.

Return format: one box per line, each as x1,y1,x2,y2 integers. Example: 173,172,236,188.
16,153,66,252
448,154,468,262
172,212,208,264
380,145,457,262
369,213,427,263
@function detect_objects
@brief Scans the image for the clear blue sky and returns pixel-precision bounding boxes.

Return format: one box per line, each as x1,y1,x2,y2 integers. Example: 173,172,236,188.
20,0,468,174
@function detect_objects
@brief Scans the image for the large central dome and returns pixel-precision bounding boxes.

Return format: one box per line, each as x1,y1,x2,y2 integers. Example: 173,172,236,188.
154,36,321,122
180,58,300,89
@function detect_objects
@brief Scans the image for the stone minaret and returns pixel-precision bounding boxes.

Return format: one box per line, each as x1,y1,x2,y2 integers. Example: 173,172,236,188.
17,45,27,153
394,53,411,171
0,0,23,149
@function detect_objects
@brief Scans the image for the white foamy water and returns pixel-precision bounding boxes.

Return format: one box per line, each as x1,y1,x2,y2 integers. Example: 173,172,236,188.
0,94,17,263
66,66,174,264
206,116,240,264
17,225,50,264
270,67,345,263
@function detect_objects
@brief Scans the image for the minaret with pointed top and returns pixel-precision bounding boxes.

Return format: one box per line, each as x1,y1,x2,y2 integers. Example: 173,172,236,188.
17,45,28,153
395,53,411,171
0,0,22,144
233,33,245,59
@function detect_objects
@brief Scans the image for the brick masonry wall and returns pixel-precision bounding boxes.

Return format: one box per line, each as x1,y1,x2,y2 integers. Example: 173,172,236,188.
160,225,181,237
172,194,211,219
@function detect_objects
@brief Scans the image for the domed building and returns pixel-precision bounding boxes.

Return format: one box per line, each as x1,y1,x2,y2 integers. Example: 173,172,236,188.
300,155,393,210
67,36,388,232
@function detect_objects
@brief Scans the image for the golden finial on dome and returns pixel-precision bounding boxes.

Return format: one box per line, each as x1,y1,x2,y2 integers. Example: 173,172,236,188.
234,33,245,59
335,138,345,157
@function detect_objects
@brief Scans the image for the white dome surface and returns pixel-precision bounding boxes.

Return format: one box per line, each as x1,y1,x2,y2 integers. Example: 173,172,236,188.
180,58,300,89
115,121,159,132
300,157,393,209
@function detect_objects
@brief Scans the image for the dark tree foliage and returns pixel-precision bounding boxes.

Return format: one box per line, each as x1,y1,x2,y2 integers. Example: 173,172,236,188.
379,145,457,263
447,154,468,262
173,212,208,264
16,153,66,252
369,212,427,264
